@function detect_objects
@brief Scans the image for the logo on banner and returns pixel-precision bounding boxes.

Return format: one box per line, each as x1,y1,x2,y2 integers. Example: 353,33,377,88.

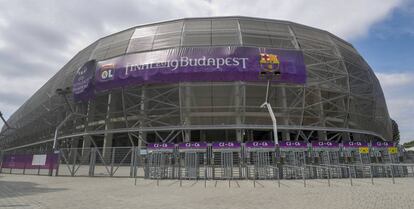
260,53,280,71
259,53,281,79
100,64,115,81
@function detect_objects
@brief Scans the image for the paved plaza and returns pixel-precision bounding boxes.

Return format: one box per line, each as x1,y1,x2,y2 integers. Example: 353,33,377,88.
0,174,413,209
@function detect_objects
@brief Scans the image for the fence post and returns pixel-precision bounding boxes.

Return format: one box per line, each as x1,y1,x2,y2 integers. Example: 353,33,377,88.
327,167,331,187
71,148,77,176
302,167,306,187
390,164,395,184
278,166,281,188
89,147,96,177
130,147,135,178
348,167,353,186
110,147,115,177
0,150,4,173
55,151,61,176
370,165,374,185
23,161,26,175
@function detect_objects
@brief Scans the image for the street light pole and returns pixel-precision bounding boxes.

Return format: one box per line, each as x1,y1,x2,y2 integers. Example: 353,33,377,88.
0,111,12,130
258,52,282,178
53,87,74,150
260,80,279,146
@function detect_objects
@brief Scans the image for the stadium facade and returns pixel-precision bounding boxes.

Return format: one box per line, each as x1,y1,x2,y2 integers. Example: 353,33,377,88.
0,16,393,153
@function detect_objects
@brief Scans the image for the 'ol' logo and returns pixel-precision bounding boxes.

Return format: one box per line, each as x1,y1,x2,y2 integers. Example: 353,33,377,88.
100,64,115,81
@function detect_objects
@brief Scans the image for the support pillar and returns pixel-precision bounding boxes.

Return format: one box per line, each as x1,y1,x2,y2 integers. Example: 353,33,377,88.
138,86,147,145
183,84,191,142
103,93,115,158
82,100,95,152
235,82,243,142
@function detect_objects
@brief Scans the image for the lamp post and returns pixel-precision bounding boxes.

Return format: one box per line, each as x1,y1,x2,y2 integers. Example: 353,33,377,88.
0,111,11,130
259,53,282,175
53,87,74,150
259,53,281,147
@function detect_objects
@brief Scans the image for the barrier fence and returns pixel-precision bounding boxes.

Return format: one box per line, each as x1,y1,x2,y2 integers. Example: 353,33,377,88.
1,142,413,186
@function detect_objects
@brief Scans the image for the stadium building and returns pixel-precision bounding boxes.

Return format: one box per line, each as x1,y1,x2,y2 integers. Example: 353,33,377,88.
0,16,393,153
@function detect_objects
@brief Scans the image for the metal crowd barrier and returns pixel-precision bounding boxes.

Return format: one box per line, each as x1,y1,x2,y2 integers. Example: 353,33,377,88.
282,164,306,187
3,146,414,187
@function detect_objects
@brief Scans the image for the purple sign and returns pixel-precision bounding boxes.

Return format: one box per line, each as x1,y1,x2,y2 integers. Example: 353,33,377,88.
311,141,339,148
212,142,241,149
147,143,175,150
245,141,275,149
93,47,306,93
343,141,368,148
1,153,59,169
73,60,96,101
372,141,394,148
280,141,307,148
178,142,208,150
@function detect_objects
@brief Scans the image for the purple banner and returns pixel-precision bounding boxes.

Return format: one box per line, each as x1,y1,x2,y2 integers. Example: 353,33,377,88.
343,141,368,148
73,60,96,101
178,142,208,150
147,143,175,150
212,142,241,149
245,141,275,149
311,141,339,148
93,47,306,93
372,141,394,148
279,141,307,148
1,153,58,169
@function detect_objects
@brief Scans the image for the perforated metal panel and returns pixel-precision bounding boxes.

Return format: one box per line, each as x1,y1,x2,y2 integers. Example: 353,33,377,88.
0,17,393,150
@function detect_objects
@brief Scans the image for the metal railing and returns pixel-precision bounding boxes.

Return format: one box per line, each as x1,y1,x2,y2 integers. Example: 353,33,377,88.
2,147,414,188
282,164,306,187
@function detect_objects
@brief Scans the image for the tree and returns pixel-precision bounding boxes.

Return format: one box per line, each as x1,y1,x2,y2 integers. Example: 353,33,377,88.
403,140,414,148
391,118,400,142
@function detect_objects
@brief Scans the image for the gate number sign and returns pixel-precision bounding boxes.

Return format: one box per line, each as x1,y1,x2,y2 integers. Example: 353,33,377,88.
178,142,208,149
212,142,241,149
245,141,275,148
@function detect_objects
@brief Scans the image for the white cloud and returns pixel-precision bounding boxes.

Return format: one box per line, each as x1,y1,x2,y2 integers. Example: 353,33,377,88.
376,72,414,88
210,0,402,39
376,72,414,143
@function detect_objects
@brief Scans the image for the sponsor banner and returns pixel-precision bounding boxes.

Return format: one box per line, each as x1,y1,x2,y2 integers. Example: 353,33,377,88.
245,141,275,149
147,143,175,150
343,141,368,148
372,141,394,148
1,153,59,169
311,141,339,148
73,60,96,101
178,142,208,150
94,47,306,93
279,141,307,149
211,142,241,150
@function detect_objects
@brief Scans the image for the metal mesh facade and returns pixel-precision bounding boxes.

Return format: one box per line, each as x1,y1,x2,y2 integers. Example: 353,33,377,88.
0,17,392,151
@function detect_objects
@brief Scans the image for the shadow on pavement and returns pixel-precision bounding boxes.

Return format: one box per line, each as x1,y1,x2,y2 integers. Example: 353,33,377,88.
0,180,66,200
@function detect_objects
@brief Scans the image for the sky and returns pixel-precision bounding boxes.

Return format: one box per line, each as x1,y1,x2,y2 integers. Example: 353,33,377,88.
0,0,413,143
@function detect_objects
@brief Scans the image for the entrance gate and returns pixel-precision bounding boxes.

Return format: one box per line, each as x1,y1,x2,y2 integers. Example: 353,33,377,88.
280,141,307,179
145,143,176,179
371,142,402,177
211,142,242,179
245,141,277,180
342,141,371,178
178,142,207,179
310,142,341,178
